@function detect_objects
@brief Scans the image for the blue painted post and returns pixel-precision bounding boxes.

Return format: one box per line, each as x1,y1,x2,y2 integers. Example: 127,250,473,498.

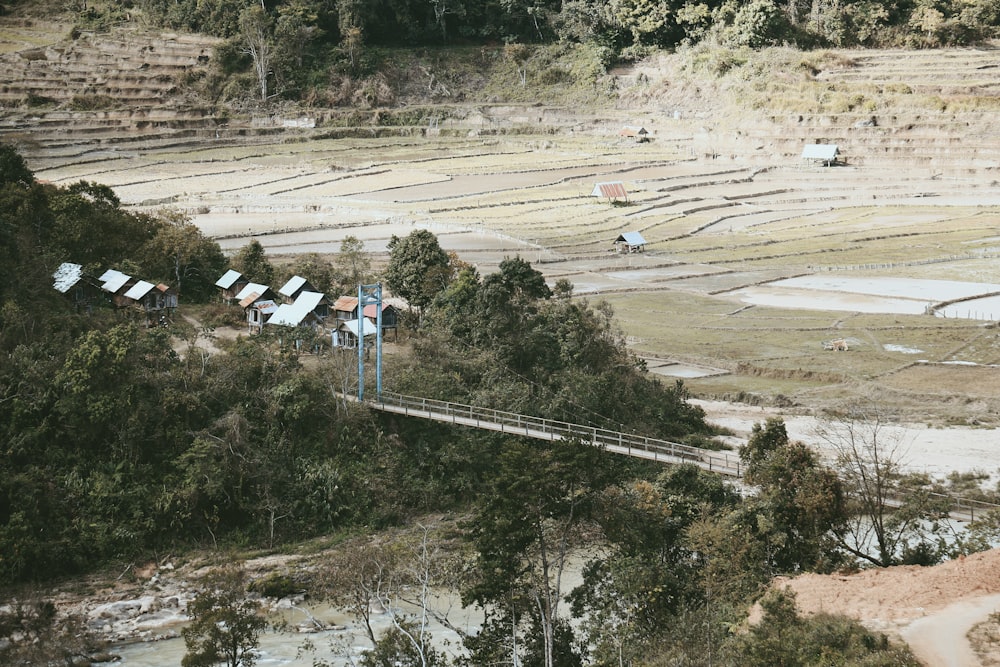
357,283,384,402
375,284,383,397
357,284,364,401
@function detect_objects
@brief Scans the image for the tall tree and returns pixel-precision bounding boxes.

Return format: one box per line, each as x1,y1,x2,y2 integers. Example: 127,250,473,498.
384,229,452,311
333,235,373,293
232,239,275,285
239,4,275,102
463,438,623,667
740,418,846,573
141,210,227,302
817,401,948,567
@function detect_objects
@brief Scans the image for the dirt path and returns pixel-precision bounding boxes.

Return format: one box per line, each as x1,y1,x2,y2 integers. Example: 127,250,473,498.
770,549,1000,665
901,594,1000,667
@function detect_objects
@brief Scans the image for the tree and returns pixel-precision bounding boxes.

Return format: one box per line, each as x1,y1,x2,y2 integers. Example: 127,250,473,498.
384,230,452,311
0,143,34,187
463,438,623,667
240,4,274,103
142,210,227,302
572,465,740,667
606,0,673,45
182,565,266,667
817,401,947,567
232,239,275,285
740,418,846,574
332,235,372,293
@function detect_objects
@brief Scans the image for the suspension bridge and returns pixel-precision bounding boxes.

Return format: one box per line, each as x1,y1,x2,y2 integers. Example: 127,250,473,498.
362,391,1000,522
352,286,998,522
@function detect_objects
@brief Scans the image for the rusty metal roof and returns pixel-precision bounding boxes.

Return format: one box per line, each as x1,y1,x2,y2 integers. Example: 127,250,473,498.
333,295,359,311
591,182,628,200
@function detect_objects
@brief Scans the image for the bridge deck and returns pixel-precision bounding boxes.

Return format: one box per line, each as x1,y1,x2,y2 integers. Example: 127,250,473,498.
366,392,1000,521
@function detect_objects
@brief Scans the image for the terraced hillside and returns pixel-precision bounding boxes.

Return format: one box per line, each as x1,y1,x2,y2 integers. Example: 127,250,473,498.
0,19,255,154
8,19,1000,424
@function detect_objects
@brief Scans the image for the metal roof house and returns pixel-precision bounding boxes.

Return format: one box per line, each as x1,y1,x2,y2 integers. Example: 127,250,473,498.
619,126,650,142
801,143,840,166
362,303,400,340
215,269,248,302
53,262,98,311
54,262,83,293
333,295,360,321
246,299,278,334
278,275,317,302
614,231,647,253
122,280,179,326
235,282,278,332
99,269,138,308
267,291,328,329
332,317,379,349
99,269,131,295
591,181,628,203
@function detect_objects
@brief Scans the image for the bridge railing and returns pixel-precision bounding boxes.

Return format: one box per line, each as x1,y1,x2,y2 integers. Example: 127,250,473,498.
373,391,743,476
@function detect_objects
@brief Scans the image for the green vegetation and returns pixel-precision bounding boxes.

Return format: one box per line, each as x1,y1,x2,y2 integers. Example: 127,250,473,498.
32,0,991,111
182,565,266,667
0,141,966,664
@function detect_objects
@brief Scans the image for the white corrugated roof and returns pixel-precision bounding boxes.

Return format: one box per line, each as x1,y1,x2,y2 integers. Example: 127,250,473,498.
278,275,308,298
215,269,243,289
267,291,326,327
616,231,646,246
801,144,839,160
101,270,130,293
339,318,379,337
123,280,156,300
235,282,270,301
53,263,82,293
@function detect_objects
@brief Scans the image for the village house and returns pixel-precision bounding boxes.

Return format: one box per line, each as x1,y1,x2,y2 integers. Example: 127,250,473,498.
215,269,249,302
614,231,647,253
801,143,841,167
592,181,629,204
53,262,98,311
122,280,179,326
331,316,379,349
277,275,318,302
99,269,136,308
619,126,650,142
267,291,329,330
333,295,359,322
235,282,278,333
362,302,400,340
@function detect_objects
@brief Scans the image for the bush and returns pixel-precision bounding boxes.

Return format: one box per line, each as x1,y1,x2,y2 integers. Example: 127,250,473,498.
69,95,115,110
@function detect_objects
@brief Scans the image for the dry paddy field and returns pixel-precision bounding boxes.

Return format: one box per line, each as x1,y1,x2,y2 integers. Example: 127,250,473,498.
27,123,1000,427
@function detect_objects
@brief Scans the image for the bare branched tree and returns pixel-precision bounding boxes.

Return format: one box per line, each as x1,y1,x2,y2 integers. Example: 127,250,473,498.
816,399,943,567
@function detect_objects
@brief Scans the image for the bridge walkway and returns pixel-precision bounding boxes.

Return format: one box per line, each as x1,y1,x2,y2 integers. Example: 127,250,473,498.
366,392,1000,522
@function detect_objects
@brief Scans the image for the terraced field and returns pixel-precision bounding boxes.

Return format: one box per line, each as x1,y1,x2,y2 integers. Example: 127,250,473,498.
6,20,1000,425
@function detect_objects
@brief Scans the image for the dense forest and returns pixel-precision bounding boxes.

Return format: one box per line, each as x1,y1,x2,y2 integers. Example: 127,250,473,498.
48,0,1000,110
3,138,996,664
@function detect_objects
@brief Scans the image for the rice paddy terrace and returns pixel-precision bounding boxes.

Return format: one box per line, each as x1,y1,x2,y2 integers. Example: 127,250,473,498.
5,18,1000,424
